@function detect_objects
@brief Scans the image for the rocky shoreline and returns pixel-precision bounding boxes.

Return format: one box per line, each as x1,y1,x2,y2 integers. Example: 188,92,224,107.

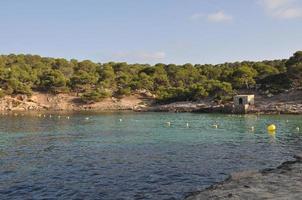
144,102,302,114
185,154,302,200
145,90,302,114
0,91,302,114
0,93,149,112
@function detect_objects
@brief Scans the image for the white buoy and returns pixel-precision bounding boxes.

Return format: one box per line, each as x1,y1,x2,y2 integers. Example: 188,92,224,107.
250,126,255,131
212,124,218,129
85,117,90,120
58,115,61,119
186,123,189,127
166,122,171,126
119,119,123,122
49,115,52,118
66,116,70,119
296,127,300,132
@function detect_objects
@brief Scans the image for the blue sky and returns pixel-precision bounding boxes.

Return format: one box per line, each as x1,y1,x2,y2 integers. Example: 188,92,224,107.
0,0,302,64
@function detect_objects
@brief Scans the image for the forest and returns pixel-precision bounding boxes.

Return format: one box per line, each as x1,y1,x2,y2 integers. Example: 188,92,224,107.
0,51,301,103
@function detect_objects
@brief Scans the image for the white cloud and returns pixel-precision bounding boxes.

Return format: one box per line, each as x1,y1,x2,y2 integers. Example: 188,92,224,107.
207,11,233,22
274,7,302,19
261,0,291,10
259,0,302,19
190,11,233,23
112,51,166,62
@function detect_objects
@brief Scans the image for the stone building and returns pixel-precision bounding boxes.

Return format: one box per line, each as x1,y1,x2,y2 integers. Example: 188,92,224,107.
233,95,255,113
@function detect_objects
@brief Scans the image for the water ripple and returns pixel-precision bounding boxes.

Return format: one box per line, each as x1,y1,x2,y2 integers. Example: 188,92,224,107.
0,113,301,199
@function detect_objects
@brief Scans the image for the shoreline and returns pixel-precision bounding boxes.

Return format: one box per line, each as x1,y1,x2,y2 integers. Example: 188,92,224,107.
0,91,302,114
185,154,302,200
1,105,302,115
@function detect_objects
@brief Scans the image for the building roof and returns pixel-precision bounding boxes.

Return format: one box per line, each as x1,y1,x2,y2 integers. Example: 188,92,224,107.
234,94,255,97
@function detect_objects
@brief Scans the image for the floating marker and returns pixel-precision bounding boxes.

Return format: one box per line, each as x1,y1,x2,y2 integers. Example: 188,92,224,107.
267,124,276,132
212,124,218,129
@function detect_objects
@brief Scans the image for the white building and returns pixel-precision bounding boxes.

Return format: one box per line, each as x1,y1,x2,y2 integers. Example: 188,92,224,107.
233,95,255,113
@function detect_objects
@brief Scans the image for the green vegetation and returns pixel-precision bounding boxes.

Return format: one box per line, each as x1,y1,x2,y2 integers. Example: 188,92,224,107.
286,51,302,86
81,88,111,103
0,52,301,103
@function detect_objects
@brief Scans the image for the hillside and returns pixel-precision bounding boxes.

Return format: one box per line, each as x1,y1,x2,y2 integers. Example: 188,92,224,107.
0,92,151,112
0,51,301,110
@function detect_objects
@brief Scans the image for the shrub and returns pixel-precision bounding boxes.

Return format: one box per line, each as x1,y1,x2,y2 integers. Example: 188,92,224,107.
115,87,131,97
156,87,191,103
259,73,292,94
81,89,110,103
0,89,5,98
7,78,32,95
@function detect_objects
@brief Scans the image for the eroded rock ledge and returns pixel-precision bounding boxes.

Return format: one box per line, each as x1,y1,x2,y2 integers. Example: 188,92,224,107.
185,154,302,200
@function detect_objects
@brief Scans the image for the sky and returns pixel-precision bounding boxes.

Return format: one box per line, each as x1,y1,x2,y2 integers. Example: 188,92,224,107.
0,0,302,64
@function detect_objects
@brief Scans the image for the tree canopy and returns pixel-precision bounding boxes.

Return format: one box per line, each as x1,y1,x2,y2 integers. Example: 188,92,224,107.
0,52,299,103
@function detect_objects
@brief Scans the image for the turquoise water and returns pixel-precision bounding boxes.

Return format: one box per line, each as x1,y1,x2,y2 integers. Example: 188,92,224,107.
0,112,302,200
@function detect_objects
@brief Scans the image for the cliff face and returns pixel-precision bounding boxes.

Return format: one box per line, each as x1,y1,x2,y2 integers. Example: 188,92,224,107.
185,154,302,200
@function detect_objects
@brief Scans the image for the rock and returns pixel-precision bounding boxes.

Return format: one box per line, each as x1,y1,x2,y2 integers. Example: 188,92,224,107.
8,101,13,110
16,95,28,101
111,97,118,103
294,154,302,160
185,155,302,200
267,93,274,98
230,170,260,181
136,89,155,98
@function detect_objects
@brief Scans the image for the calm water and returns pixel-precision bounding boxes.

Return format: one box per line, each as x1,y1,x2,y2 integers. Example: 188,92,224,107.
0,112,302,200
